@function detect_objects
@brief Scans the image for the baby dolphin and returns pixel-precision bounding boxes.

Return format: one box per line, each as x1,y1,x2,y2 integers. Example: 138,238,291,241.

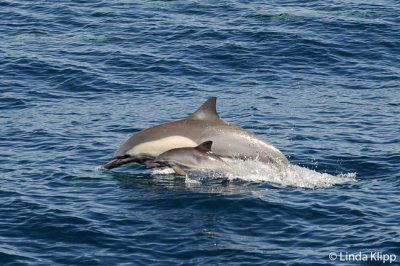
153,141,231,176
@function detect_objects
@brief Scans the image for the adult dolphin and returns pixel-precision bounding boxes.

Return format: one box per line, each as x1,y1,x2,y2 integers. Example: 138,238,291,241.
153,141,232,177
101,97,289,170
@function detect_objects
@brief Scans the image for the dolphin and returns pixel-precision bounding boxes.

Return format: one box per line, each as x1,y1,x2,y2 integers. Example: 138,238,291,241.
152,141,232,176
101,97,289,170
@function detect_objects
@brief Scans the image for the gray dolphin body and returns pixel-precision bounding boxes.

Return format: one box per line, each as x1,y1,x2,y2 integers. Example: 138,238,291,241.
101,97,289,170
153,141,231,176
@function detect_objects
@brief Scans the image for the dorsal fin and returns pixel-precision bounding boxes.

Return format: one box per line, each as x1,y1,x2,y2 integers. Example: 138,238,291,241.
196,141,213,152
187,97,220,121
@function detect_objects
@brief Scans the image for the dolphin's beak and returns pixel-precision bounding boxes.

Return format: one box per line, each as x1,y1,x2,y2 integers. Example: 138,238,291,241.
99,155,156,170
99,155,137,170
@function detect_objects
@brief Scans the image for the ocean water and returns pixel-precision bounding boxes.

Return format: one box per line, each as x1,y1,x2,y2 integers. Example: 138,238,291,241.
1,0,399,265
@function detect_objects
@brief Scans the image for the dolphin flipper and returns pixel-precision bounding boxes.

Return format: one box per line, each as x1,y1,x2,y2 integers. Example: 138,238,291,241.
172,166,188,177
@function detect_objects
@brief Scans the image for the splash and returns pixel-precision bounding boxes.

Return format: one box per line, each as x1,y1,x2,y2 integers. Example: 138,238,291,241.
152,159,356,189
225,159,356,189
153,168,175,175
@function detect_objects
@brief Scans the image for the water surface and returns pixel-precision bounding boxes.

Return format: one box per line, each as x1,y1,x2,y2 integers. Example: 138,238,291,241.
1,0,399,265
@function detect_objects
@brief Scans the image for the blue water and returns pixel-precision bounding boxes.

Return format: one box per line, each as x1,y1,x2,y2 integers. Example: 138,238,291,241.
1,0,399,265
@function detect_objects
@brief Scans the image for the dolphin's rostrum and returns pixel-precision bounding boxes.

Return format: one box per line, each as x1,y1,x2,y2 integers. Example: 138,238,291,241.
101,97,289,170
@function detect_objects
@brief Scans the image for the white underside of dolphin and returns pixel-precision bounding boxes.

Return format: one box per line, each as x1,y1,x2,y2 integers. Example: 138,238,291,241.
101,97,289,170
128,136,197,158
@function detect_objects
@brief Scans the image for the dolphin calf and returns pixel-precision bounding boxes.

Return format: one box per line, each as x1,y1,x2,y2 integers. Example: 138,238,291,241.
101,97,289,170
153,141,232,176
